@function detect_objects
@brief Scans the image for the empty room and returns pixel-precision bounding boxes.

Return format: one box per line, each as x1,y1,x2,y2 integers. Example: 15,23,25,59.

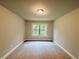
0,0,79,59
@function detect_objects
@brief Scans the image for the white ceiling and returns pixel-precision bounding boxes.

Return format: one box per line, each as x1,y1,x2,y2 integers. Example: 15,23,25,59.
0,0,79,21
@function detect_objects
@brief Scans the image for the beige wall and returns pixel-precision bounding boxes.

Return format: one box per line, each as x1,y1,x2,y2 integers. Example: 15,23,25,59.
0,5,25,58
25,21,53,40
54,8,79,58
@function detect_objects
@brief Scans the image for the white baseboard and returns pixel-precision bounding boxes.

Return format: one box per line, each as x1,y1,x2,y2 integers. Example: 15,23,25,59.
1,41,23,59
55,42,77,59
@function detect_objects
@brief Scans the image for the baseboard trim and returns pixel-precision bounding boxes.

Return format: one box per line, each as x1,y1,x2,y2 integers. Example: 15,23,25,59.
24,40,53,42
1,41,23,59
55,42,77,59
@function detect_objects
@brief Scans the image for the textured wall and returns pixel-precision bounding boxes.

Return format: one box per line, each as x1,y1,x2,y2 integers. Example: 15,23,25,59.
0,5,25,58
54,8,79,58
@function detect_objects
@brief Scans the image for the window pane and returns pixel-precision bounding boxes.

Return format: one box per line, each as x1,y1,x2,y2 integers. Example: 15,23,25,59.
34,29,39,31
40,24,47,36
32,23,39,36
33,24,39,29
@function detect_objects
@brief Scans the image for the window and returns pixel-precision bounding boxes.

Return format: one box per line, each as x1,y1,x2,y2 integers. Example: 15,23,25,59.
40,24,47,37
32,23,47,37
32,23,39,36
